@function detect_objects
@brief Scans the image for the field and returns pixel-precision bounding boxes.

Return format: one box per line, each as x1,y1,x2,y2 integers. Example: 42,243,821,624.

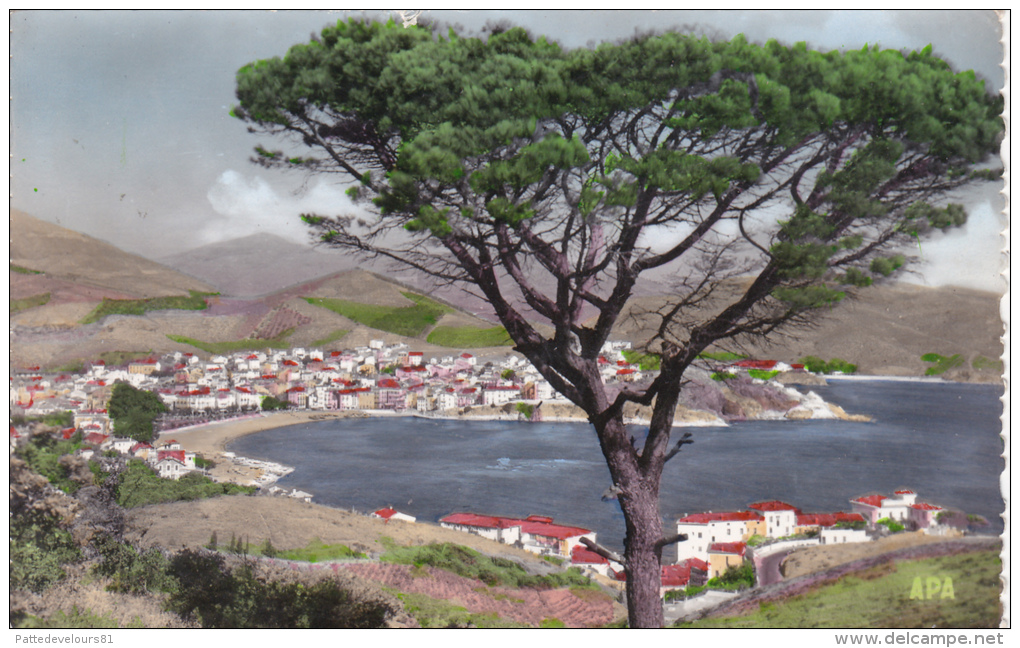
681,549,1002,628
11,292,51,315
426,325,513,348
305,292,452,338
166,329,295,355
81,291,218,324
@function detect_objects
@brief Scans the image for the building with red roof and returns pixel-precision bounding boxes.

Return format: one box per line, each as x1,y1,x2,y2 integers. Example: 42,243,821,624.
850,489,919,525
748,500,801,538
676,511,763,563
707,542,748,579
440,512,595,558
372,507,416,523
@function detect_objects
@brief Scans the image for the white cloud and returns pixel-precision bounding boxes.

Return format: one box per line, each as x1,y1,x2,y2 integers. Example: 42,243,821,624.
202,169,363,246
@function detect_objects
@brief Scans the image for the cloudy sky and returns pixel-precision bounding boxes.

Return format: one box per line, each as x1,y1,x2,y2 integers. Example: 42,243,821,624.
9,9,1008,292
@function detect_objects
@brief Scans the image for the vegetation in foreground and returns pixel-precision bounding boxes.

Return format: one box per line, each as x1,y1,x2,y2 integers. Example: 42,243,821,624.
81,290,217,324
10,450,393,629
921,352,965,376
678,550,1002,628
426,325,513,348
305,291,452,338
379,541,597,590
393,591,531,628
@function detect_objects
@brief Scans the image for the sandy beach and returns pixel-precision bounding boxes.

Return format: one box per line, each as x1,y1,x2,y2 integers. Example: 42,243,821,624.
165,410,377,484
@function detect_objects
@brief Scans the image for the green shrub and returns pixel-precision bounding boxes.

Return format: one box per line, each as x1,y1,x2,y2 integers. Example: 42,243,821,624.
273,538,366,562
541,617,567,628
876,517,905,533
747,369,780,381
165,550,392,628
9,510,82,593
108,382,167,443
91,535,176,594
116,460,254,508
395,591,528,628
921,352,964,376
381,543,593,589
12,607,143,629
260,395,289,410
798,356,857,374
621,349,661,371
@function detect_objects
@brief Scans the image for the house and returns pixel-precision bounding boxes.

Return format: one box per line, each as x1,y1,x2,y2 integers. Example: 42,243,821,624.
439,513,523,545
748,500,800,538
659,558,709,597
707,542,747,579
515,515,596,557
676,511,762,562
570,545,621,579
372,507,416,523
439,512,596,558
153,455,189,480
482,385,520,406
850,490,918,526
908,502,944,530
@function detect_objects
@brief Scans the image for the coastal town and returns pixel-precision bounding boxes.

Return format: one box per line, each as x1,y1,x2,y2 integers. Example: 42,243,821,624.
10,337,836,482
10,337,968,605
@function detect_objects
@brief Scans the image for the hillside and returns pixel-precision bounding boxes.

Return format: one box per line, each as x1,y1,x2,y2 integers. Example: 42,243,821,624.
157,232,359,297
10,209,214,298
611,283,1004,383
9,208,1005,382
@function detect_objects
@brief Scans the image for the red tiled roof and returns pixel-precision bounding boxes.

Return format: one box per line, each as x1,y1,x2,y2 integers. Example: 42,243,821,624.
440,513,520,529
732,359,777,369
708,542,747,556
570,546,609,565
852,495,887,508
798,512,866,527
910,503,942,511
749,500,800,513
660,560,708,587
515,518,591,540
158,449,186,463
678,511,762,524
374,508,397,519
895,489,915,495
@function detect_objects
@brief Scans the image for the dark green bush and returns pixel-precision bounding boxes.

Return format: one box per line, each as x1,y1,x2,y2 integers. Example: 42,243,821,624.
165,550,392,628
9,511,81,593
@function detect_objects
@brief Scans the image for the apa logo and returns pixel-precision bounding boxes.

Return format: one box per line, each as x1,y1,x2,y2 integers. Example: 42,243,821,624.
910,576,955,600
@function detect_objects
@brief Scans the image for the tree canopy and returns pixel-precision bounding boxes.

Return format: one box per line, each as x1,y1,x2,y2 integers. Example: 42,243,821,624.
108,382,167,443
233,18,1002,627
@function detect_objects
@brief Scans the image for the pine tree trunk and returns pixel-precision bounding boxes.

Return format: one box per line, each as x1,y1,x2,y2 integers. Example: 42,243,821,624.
597,415,666,628
619,473,665,628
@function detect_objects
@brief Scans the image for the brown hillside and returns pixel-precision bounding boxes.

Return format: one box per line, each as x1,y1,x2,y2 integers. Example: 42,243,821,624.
611,282,1004,382
10,209,214,298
